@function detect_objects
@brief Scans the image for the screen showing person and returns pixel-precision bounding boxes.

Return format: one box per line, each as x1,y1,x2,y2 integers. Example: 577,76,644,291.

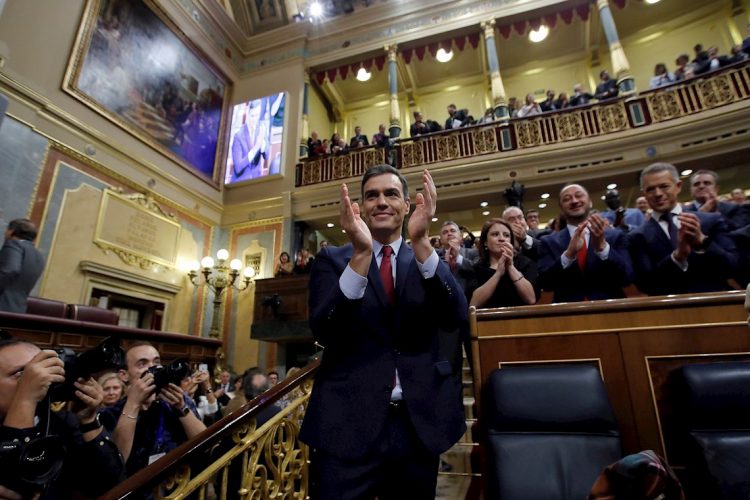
224,92,285,184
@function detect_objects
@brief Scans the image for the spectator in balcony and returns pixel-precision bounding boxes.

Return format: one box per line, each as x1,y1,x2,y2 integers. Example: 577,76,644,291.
540,90,557,112
98,371,125,407
465,219,537,308
503,206,540,261
180,370,218,423
444,103,469,129
478,107,496,124
307,131,322,157
372,123,389,147
743,23,750,54
628,162,738,296
436,220,478,291
0,219,45,314
695,46,730,74
731,188,747,204
649,63,676,89
685,170,749,230
508,97,520,118
267,371,279,387
410,111,430,137
349,126,369,148
673,54,691,81
594,70,619,101
214,370,232,407
570,83,594,107
555,92,570,110
315,139,330,156
538,184,634,302
692,43,709,65
728,44,749,64
275,251,294,277
517,93,541,118
602,189,646,232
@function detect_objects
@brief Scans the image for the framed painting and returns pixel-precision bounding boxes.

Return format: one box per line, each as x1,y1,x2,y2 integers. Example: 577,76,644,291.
63,0,230,185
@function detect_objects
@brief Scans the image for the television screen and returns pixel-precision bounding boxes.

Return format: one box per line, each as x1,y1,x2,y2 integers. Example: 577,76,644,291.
224,92,285,184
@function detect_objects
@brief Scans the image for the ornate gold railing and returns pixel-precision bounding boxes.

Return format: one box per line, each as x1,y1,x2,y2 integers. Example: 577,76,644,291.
102,359,320,499
294,60,750,186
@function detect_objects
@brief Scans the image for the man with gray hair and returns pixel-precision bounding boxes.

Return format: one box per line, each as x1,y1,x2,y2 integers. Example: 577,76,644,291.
436,220,478,290
503,206,540,261
0,219,45,313
628,162,738,295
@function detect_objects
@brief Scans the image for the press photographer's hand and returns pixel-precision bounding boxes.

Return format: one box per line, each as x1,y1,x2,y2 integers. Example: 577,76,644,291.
159,383,187,410
72,377,103,423
14,350,65,405
127,371,155,406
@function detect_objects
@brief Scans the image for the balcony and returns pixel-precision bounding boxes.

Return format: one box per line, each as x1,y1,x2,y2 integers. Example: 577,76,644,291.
295,61,750,189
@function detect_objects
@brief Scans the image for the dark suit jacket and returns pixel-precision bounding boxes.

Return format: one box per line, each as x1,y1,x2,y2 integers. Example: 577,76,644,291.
436,246,478,292
299,244,467,461
628,212,738,295
231,124,266,180
538,228,634,302
0,239,44,313
684,200,749,231
349,134,369,147
730,224,750,287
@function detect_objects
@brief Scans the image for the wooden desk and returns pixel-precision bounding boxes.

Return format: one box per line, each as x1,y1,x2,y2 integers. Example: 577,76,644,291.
470,291,750,467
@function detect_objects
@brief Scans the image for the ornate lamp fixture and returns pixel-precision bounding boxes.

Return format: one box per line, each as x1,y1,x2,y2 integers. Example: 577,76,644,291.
188,249,255,338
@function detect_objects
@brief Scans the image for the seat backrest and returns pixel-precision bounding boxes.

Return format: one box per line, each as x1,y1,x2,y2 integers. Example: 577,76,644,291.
483,364,621,500
678,362,750,499
25,296,67,318
66,304,120,325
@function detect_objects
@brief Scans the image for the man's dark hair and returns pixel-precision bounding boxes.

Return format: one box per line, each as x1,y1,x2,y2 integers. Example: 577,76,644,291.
525,209,539,217
268,370,279,377
243,367,267,400
0,337,34,353
361,164,409,200
691,169,719,185
7,219,38,241
123,341,156,369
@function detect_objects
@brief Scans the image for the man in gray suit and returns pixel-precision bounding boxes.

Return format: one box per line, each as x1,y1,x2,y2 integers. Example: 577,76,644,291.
0,219,44,313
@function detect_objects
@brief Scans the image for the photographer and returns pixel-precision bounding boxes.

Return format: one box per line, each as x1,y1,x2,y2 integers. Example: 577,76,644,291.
0,339,124,499
100,342,206,476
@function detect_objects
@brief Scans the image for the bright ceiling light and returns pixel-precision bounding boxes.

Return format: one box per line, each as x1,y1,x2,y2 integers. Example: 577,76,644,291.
355,67,371,82
480,201,489,207
541,193,550,199
601,195,607,200
528,25,549,43
326,222,334,228
681,169,693,177
645,0,661,4
436,48,453,63
538,203,547,208
431,217,439,222
607,183,617,190
482,210,490,216
309,2,323,17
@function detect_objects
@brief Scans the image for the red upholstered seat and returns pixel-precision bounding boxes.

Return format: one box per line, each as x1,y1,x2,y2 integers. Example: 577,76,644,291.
26,296,67,318
66,304,120,325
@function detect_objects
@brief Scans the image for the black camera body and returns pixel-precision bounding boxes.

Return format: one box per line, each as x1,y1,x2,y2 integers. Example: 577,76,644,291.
146,358,191,393
50,336,124,401
0,432,66,497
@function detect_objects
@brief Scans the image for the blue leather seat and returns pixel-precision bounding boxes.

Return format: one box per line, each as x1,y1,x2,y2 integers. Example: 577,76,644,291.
483,364,622,500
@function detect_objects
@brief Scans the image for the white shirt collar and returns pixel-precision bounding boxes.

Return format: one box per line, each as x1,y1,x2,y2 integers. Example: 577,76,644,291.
373,237,403,258
652,203,682,221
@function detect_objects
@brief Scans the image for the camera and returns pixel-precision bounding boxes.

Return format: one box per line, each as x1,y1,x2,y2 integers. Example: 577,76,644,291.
0,434,66,497
50,336,124,401
145,358,191,393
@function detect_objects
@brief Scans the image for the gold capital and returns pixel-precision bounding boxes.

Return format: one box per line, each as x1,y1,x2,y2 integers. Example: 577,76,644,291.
481,19,496,39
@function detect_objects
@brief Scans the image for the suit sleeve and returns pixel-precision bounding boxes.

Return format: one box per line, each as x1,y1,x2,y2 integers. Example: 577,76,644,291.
590,230,634,287
689,216,738,278
537,236,568,292
628,231,688,295
0,242,23,290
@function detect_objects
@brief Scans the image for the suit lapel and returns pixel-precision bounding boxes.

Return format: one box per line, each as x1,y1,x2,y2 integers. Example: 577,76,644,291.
395,243,413,302
647,218,673,252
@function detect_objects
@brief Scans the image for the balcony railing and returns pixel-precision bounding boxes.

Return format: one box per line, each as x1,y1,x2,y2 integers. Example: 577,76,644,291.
295,60,750,186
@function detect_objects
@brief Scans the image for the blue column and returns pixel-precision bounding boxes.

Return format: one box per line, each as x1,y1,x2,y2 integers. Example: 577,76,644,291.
597,0,635,95
481,20,509,120
386,45,401,138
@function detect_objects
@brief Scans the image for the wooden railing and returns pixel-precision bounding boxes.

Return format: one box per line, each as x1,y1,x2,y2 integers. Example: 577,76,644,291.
294,60,750,186
102,358,320,499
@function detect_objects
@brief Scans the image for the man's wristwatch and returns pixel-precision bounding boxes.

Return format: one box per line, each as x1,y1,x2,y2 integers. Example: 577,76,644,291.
79,413,102,433
177,405,191,418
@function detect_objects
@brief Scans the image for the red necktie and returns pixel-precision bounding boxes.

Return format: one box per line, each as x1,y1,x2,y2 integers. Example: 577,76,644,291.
577,236,588,270
380,245,395,305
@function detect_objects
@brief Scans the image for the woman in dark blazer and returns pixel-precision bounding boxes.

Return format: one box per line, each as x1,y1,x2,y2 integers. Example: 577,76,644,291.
465,218,537,308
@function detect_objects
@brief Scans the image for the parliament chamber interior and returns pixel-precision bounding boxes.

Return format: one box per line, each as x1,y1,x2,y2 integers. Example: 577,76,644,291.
0,0,749,498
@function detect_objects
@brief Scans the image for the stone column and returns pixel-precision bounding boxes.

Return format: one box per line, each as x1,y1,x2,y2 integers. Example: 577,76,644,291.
481,19,509,120
300,70,310,157
386,45,401,138
597,0,635,95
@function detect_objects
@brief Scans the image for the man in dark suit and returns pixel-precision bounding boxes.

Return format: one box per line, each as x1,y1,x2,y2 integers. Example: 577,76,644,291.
0,219,45,313
300,165,467,499
503,206,541,262
629,162,738,296
684,169,749,230
230,99,268,182
538,184,634,302
436,220,478,291
349,125,369,148
594,70,619,101
444,104,468,130
410,111,430,137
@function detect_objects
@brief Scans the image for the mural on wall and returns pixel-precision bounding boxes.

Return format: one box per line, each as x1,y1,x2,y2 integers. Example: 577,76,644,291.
250,0,285,30
63,0,230,185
